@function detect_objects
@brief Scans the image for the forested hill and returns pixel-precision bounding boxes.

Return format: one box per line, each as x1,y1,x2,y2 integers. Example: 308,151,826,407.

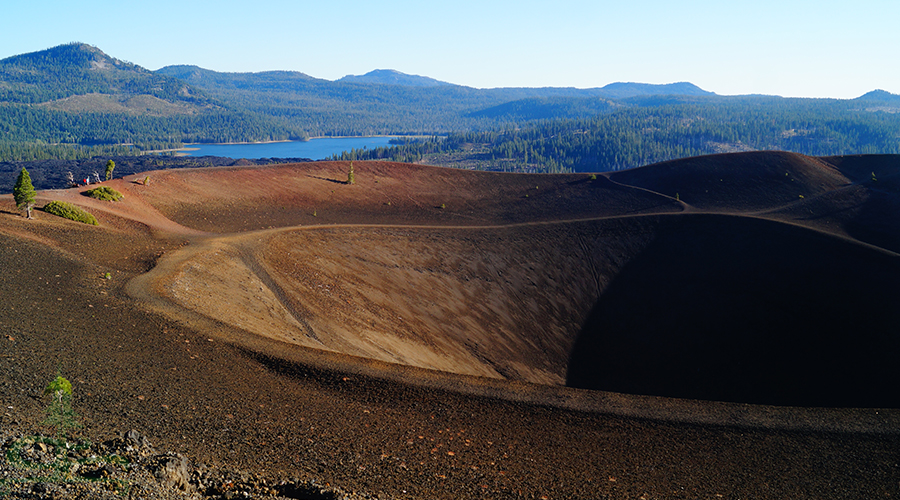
152,65,629,136
337,96,900,173
594,81,713,99
337,69,454,87
153,66,715,134
0,43,211,106
856,89,900,103
0,43,308,160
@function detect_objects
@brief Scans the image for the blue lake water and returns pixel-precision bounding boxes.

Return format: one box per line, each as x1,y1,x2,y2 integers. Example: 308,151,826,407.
180,137,396,160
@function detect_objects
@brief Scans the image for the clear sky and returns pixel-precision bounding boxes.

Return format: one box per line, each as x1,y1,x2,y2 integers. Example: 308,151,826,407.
2,0,896,98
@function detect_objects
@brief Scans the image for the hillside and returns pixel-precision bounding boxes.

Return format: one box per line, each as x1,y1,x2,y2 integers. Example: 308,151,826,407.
0,43,211,107
153,64,611,136
0,152,898,498
856,89,900,103
0,44,306,156
596,81,715,99
347,98,900,173
337,69,453,87
466,95,620,120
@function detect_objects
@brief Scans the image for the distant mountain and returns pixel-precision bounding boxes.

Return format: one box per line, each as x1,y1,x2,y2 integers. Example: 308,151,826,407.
855,89,900,102
337,69,453,87
154,65,513,136
597,82,715,99
157,65,326,91
335,73,715,98
0,43,212,108
465,83,715,120
0,44,309,153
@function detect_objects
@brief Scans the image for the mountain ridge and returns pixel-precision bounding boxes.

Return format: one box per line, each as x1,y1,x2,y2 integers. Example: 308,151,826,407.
0,42,212,106
4,43,897,104
597,81,715,98
337,68,454,87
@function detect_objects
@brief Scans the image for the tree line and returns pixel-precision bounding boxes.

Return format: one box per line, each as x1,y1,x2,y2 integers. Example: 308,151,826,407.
334,97,900,173
0,105,311,161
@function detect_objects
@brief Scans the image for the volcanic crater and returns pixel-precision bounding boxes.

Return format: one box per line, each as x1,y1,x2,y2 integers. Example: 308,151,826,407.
3,152,899,499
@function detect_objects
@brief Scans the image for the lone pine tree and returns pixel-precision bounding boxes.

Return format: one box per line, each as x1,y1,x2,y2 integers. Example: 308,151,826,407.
43,374,80,437
105,159,115,181
13,167,36,219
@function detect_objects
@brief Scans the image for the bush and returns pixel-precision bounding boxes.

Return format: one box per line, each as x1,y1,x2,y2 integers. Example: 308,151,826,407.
43,374,80,437
42,201,99,225
84,186,123,201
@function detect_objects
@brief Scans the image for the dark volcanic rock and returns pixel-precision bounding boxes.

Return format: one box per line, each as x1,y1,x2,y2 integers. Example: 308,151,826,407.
0,155,312,191
0,429,363,499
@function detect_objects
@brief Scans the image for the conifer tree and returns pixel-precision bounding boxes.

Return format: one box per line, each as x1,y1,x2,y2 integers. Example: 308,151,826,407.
13,167,36,219
43,374,80,437
105,159,115,181
347,161,355,185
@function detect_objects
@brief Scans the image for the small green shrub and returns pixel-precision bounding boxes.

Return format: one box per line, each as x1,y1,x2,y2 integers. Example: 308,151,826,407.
85,186,123,201
42,201,99,225
43,374,80,437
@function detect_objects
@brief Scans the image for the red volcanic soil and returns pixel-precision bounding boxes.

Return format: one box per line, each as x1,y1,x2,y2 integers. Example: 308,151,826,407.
1,154,899,499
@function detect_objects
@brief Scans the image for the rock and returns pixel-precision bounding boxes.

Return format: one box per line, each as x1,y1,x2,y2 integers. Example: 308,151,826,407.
79,463,120,479
276,478,344,500
31,482,53,495
152,452,195,494
122,429,154,456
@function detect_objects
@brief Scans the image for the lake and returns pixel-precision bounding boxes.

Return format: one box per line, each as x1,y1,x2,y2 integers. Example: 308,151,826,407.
179,137,396,160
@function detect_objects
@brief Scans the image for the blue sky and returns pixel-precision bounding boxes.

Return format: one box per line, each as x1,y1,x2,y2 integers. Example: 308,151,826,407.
2,0,897,98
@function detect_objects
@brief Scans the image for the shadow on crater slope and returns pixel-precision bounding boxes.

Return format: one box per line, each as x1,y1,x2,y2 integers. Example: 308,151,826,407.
567,213,900,407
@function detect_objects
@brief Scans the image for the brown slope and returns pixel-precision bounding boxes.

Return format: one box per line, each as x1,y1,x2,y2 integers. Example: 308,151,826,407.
609,150,850,213
251,219,653,385
129,160,682,232
758,154,900,253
